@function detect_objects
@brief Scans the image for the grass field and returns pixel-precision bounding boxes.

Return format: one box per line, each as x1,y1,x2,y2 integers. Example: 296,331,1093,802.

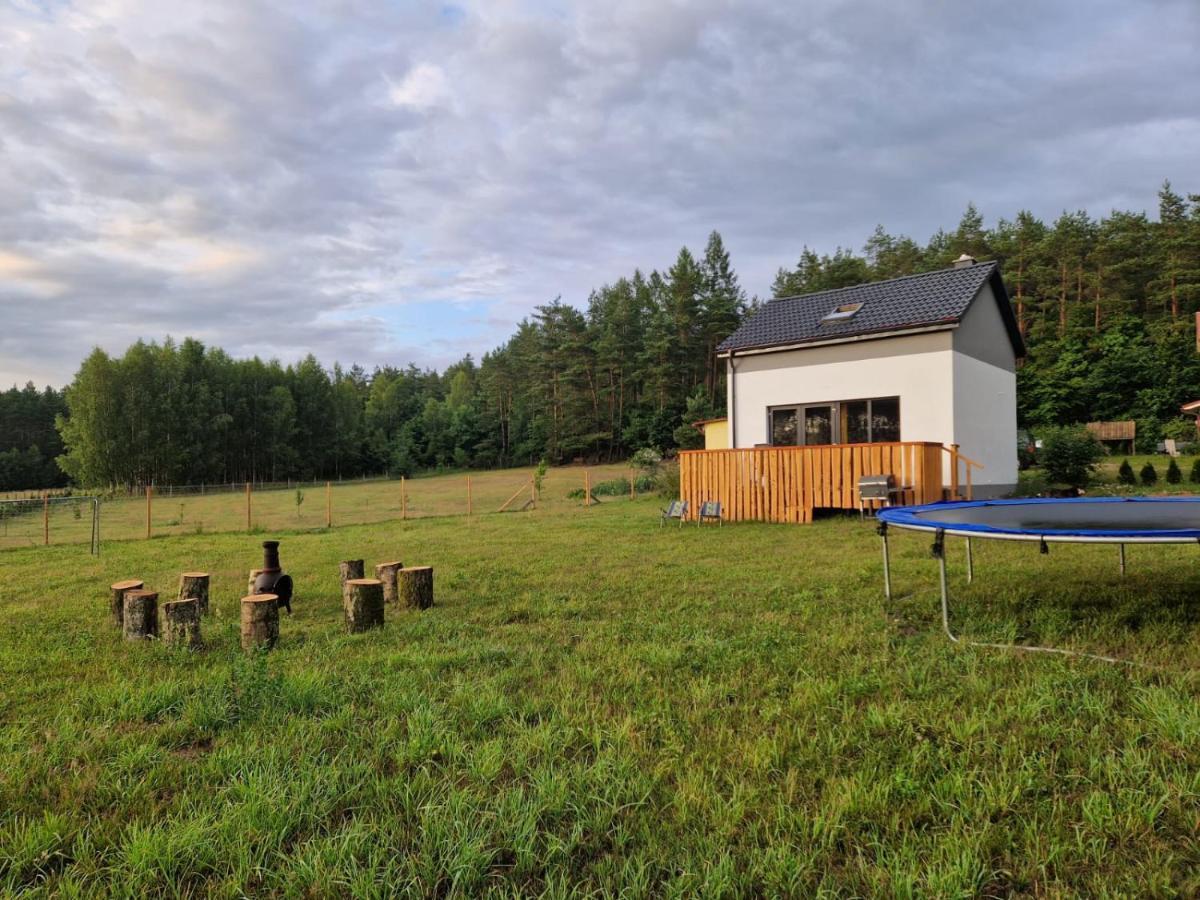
0,463,637,551
4,494,1200,896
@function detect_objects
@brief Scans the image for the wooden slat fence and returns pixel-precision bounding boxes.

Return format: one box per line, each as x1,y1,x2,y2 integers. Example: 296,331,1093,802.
678,442,949,524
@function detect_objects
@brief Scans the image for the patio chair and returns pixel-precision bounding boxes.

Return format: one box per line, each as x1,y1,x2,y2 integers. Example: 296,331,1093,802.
660,500,688,527
698,501,722,526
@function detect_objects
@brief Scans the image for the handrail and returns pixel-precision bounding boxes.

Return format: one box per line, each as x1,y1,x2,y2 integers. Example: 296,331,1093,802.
940,444,984,470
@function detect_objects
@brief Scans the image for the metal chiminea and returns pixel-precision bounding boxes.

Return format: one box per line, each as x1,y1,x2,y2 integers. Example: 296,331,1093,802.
252,540,294,614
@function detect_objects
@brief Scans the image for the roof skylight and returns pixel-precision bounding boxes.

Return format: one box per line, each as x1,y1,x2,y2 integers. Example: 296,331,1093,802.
821,302,863,323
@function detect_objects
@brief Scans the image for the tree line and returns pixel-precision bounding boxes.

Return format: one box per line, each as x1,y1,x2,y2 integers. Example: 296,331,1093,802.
4,180,1199,489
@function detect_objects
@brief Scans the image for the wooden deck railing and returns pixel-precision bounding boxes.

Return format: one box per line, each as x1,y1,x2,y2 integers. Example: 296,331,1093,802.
678,442,962,524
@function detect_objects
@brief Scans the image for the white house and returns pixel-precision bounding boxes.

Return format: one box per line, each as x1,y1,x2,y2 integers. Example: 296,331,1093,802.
716,256,1024,497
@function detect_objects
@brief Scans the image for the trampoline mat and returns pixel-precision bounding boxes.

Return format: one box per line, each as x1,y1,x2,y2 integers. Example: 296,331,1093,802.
878,497,1200,539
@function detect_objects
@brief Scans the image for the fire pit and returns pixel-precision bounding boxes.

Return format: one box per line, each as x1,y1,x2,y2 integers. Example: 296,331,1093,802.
252,540,294,614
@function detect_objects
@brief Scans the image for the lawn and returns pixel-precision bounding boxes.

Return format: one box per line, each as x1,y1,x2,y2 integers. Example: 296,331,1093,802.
0,463,638,551
3,498,1200,895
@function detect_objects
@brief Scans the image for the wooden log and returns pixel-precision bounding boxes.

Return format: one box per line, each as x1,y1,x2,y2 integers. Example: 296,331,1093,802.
122,590,159,640
162,598,202,649
339,559,364,606
240,593,279,651
397,566,434,610
178,572,210,616
373,560,403,604
247,569,263,596
343,578,385,633
109,579,144,629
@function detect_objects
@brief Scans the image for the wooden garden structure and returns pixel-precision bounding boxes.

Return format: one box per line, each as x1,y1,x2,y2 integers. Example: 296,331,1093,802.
678,441,980,524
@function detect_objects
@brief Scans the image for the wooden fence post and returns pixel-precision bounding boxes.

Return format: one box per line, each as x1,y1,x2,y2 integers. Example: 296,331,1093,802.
584,469,591,507
43,491,49,545
326,481,332,528
146,485,152,540
245,482,252,531
949,444,960,499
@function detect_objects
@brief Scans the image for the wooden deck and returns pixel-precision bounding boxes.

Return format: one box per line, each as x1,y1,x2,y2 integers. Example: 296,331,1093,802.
678,442,965,524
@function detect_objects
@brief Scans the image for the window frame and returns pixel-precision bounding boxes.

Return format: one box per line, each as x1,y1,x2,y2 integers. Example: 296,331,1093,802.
765,396,901,446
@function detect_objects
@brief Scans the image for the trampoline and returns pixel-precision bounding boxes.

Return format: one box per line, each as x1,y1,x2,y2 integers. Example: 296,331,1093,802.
875,497,1200,663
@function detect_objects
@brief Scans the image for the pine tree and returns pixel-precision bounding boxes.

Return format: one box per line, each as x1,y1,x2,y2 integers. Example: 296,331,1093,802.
1117,459,1136,485
1166,458,1182,484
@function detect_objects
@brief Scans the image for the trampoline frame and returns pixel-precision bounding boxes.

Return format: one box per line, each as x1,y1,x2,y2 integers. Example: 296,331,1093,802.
875,497,1200,663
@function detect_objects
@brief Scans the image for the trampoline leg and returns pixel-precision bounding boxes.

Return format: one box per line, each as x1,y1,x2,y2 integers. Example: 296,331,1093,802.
1119,543,1126,576
938,550,959,644
965,537,974,584
881,532,892,601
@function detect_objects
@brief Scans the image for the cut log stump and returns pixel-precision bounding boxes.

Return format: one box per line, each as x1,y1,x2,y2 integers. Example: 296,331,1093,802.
110,579,144,629
374,561,403,604
339,559,364,606
398,566,434,610
240,593,279,651
178,572,210,616
344,578,385,633
163,598,202,649
123,590,159,640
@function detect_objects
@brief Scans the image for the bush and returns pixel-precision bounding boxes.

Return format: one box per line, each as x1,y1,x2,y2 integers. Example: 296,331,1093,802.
1117,459,1136,485
1167,459,1182,484
1162,418,1195,443
630,447,663,472
1191,459,1200,484
565,476,655,500
655,460,680,499
1038,426,1103,489
1140,462,1158,486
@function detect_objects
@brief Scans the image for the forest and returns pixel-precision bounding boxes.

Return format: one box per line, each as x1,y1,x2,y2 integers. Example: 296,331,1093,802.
4,180,1200,490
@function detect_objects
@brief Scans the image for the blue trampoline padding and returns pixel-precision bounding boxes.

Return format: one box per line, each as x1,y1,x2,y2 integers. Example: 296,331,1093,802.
877,496,1200,539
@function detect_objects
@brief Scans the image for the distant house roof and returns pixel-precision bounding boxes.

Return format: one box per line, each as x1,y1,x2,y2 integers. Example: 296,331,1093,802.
1182,400,1200,416
1086,420,1136,441
717,261,1025,357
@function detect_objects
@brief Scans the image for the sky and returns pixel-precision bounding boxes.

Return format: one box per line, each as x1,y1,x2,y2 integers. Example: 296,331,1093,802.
1,0,1198,388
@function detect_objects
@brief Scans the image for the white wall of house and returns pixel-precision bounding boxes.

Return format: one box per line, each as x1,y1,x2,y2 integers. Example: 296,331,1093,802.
726,330,956,447
725,287,1018,495
949,282,1018,493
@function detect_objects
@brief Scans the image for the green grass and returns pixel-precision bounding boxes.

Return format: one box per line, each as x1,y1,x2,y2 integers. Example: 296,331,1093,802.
0,463,636,551
3,501,1200,895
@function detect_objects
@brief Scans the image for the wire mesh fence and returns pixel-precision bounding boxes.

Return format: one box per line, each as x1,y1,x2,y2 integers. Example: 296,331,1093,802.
0,463,652,552
0,495,99,553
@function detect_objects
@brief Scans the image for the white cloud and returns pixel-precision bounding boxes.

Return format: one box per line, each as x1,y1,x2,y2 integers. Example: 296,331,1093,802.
388,63,451,110
0,0,1198,387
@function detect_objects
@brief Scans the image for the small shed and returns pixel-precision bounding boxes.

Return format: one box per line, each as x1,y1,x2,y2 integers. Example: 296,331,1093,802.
693,417,729,451
1085,421,1135,452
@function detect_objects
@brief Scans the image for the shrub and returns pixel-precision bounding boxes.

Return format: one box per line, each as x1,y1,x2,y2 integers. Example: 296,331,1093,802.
1162,417,1195,442
655,460,680,499
1140,462,1157,486
631,447,663,472
1167,459,1182,484
1038,426,1103,489
1191,459,1200,484
565,476,655,500
1117,459,1136,485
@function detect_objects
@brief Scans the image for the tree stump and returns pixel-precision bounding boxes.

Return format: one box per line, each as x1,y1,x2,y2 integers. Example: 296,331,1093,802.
374,561,403,604
339,559,364,605
109,579,143,629
178,572,210,616
343,579,385,633
122,590,159,640
397,566,434,610
240,594,279,651
163,598,202,649
247,569,263,596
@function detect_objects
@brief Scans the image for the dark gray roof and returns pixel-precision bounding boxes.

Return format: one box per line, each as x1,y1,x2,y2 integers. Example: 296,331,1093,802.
718,261,1025,356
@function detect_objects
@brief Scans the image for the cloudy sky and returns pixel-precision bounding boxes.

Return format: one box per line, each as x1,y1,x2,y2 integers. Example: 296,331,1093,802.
2,0,1198,387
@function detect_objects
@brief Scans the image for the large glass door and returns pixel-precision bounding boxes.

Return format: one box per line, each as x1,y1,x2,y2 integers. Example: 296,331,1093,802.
802,405,834,445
